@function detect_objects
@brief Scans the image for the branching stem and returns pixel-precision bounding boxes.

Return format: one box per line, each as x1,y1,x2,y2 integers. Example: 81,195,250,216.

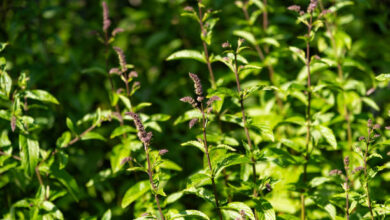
200,103,223,220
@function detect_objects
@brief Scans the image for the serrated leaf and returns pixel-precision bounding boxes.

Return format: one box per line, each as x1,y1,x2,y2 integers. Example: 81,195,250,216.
181,140,205,152
170,210,210,220
56,131,71,148
81,131,106,141
0,130,11,147
222,202,255,220
19,135,40,177
118,94,132,111
318,125,337,149
50,166,80,202
165,191,184,205
254,199,276,220
110,125,136,139
121,180,150,208
209,87,239,99
251,123,275,142
159,159,182,171
25,90,59,104
187,172,211,189
0,71,12,98
166,50,206,63
110,144,131,173
376,73,390,81
214,154,251,177
259,38,280,47
362,97,379,111
324,203,336,220
233,30,256,46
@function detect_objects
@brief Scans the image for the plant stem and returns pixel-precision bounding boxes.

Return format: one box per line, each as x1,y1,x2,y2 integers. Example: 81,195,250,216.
103,30,127,132
197,1,216,89
301,13,314,220
0,150,21,161
144,142,165,220
344,165,350,219
319,0,352,149
233,53,259,220
241,3,283,110
200,103,223,220
363,135,374,220
262,0,268,40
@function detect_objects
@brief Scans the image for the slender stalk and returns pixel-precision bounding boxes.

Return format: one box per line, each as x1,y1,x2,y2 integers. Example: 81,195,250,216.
233,52,259,220
301,12,314,220
0,150,21,160
318,0,352,149
66,123,97,147
196,0,231,201
197,0,216,89
241,3,283,110
346,182,350,220
343,157,350,220
103,31,127,130
144,142,165,220
200,102,223,220
363,134,374,220
262,0,268,40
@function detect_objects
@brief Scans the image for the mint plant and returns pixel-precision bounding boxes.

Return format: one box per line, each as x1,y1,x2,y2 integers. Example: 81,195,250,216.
0,0,389,219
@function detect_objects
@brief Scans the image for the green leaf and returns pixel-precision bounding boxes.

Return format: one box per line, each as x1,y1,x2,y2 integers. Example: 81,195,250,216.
174,109,203,125
118,94,132,111
121,180,150,208
56,131,71,148
0,42,8,52
126,166,147,173
259,38,280,47
214,154,252,177
66,118,75,133
170,210,210,220
101,209,112,220
19,135,40,177
254,199,276,220
50,166,80,202
159,159,182,171
310,177,330,188
0,71,12,98
81,132,106,141
289,46,306,64
110,125,136,139
187,172,211,189
166,50,206,63
25,90,59,104
362,97,379,111
222,202,255,220
40,201,64,220
209,87,239,99
0,130,11,147
181,140,205,152
318,125,337,149
184,187,215,204
110,144,131,173
233,30,256,46
213,144,236,152
376,73,390,81
151,113,171,122
165,191,184,205
324,203,336,220
251,123,275,142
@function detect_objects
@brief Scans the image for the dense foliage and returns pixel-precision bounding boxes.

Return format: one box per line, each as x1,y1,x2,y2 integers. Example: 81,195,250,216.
0,0,390,219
